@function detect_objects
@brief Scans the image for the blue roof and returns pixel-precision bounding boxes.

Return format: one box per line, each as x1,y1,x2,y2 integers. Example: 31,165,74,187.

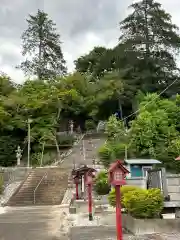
124,159,161,165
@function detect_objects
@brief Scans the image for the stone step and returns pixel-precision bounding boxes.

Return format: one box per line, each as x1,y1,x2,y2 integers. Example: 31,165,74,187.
6,168,68,206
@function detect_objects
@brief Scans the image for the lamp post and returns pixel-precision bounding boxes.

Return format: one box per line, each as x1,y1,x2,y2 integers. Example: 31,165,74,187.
108,160,129,240
86,174,93,221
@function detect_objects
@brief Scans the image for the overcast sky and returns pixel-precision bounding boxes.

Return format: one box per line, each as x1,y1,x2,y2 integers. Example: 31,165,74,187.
0,0,180,83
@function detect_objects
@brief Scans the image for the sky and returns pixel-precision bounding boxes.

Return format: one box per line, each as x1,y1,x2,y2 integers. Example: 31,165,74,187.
0,0,180,83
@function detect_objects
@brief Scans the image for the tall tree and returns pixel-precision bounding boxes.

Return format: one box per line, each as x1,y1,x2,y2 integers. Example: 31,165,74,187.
74,46,115,79
129,93,180,172
119,0,180,95
18,9,67,80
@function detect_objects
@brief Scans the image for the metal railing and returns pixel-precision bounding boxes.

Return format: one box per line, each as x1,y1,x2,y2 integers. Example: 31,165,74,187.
33,172,48,204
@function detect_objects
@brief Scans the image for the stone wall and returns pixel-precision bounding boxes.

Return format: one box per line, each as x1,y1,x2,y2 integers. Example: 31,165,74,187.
98,212,180,235
166,174,180,201
73,200,95,214
122,214,180,235
0,167,30,187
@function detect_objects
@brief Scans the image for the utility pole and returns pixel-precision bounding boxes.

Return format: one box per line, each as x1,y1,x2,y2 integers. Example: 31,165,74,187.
125,145,127,160
27,118,32,168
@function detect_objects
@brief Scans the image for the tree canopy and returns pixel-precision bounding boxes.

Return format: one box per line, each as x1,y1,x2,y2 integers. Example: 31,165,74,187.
1,1,180,170
18,9,67,80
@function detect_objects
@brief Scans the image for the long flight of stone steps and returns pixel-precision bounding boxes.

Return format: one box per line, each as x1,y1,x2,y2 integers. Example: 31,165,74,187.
5,133,106,207
5,168,68,206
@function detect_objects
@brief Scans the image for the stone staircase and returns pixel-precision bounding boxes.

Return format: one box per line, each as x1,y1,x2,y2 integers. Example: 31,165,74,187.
79,134,106,166
5,133,106,207
6,168,68,206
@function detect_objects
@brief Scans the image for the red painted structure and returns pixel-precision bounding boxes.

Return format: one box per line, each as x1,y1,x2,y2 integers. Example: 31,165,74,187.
73,176,80,200
108,160,129,240
72,165,96,201
86,169,96,221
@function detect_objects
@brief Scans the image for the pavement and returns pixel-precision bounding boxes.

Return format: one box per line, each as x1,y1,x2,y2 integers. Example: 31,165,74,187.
70,227,180,240
70,226,130,240
0,205,69,240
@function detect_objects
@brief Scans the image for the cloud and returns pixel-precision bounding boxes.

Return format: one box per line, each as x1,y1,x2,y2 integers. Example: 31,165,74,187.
0,0,179,83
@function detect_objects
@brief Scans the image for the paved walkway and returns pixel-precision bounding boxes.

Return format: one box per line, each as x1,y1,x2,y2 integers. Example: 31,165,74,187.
0,205,69,240
70,227,180,240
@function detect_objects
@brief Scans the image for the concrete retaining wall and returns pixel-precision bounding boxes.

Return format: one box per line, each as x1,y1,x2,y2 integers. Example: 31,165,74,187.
166,174,180,201
122,214,180,235
73,200,95,214
0,167,30,186
94,212,180,234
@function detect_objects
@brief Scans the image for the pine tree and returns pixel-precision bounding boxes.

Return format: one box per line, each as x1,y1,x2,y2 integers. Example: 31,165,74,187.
119,0,180,95
18,9,67,80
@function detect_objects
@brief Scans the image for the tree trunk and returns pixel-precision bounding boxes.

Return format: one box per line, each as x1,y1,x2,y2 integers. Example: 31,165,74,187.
54,136,61,161
38,26,43,80
144,0,150,56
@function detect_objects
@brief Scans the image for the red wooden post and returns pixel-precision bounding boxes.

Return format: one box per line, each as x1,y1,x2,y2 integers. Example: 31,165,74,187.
88,183,93,221
75,182,79,200
74,177,79,200
108,160,129,240
84,174,86,200
115,185,123,240
86,173,93,221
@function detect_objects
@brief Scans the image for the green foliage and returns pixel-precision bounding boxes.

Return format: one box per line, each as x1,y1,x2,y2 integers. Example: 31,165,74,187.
1,1,180,169
18,9,67,80
98,115,129,167
123,188,163,219
108,186,140,207
129,93,180,171
105,115,126,141
98,144,114,168
94,170,110,195
119,0,180,95
74,46,111,79
31,152,42,166
98,142,128,168
0,136,22,167
85,119,96,131
56,134,76,147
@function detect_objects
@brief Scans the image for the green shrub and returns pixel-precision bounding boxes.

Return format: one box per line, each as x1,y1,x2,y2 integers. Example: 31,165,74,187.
98,142,127,167
108,185,139,207
98,144,114,168
57,134,76,147
31,152,41,166
123,188,163,219
111,142,127,159
94,170,111,195
105,115,126,141
85,120,96,130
